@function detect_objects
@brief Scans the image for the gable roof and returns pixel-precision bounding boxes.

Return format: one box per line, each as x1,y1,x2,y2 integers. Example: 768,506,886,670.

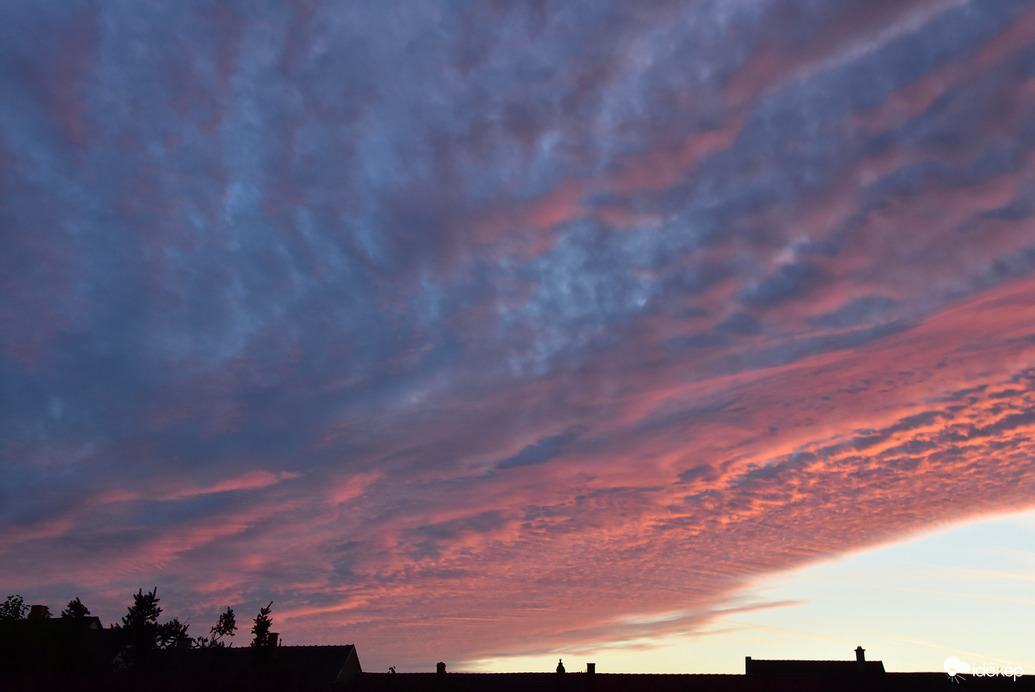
349,671,1002,692
170,643,360,690
746,658,885,675
276,645,362,688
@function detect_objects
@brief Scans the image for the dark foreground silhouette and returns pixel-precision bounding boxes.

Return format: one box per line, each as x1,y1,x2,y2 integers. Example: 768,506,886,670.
1,595,1031,691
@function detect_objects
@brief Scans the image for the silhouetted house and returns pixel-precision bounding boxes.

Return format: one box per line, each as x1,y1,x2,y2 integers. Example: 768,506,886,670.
272,644,363,689
1,607,360,692
5,621,1035,692
74,615,104,632
745,645,885,675
348,649,1035,692
0,609,115,691
172,642,362,691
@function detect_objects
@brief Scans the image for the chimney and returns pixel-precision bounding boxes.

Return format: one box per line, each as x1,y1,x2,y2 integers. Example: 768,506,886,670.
437,662,446,675
855,646,865,672
586,663,595,674
745,656,753,675
269,632,279,648
28,605,50,621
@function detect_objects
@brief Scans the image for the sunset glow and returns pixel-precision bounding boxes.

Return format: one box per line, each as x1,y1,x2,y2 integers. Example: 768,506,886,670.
2,0,1035,674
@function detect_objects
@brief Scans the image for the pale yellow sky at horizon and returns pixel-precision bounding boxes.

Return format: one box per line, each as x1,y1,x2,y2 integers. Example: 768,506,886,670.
461,508,1035,674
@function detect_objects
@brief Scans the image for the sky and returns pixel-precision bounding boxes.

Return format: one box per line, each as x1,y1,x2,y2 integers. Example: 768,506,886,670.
2,0,1035,675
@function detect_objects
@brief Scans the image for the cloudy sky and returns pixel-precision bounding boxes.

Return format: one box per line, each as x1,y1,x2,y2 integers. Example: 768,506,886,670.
3,0,1035,674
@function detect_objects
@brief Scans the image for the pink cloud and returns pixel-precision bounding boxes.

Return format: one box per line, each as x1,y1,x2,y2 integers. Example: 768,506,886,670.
158,470,302,501
726,0,962,107
284,279,1035,667
6,1,1035,675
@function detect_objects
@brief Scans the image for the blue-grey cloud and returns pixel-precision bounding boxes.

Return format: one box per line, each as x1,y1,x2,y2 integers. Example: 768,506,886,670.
497,431,579,470
4,0,1035,672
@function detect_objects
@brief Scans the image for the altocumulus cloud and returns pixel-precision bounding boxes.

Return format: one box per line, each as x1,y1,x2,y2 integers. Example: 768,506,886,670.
2,0,1035,673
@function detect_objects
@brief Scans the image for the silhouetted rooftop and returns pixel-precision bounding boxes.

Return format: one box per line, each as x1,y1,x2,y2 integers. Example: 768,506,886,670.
745,658,885,675
349,671,1035,691
175,643,361,690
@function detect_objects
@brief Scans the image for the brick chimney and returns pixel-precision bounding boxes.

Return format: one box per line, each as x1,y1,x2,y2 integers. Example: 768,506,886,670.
436,662,446,675
855,646,865,672
586,662,595,674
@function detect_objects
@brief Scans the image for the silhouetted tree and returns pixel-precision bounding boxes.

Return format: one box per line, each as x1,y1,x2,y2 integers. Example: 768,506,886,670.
60,597,90,620
120,587,162,649
0,594,27,621
195,606,237,648
55,596,101,679
212,606,236,646
157,617,190,649
250,602,273,647
116,587,191,663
